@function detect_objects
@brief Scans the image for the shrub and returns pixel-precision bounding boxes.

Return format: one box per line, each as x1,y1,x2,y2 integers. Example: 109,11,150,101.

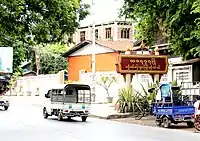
117,87,150,114
140,82,159,104
117,87,134,113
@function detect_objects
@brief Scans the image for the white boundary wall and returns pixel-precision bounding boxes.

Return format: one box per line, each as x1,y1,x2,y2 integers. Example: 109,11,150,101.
16,74,58,96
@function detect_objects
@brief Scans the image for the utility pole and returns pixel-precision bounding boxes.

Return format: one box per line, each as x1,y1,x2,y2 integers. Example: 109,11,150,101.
35,46,40,75
91,0,96,102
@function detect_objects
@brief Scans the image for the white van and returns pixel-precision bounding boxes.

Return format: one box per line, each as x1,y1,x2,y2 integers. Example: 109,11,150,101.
43,84,91,122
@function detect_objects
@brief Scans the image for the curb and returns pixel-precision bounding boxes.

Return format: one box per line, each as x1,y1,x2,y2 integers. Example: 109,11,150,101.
89,113,133,119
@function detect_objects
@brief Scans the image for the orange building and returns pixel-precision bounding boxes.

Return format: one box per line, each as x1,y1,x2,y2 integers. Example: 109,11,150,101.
63,40,133,81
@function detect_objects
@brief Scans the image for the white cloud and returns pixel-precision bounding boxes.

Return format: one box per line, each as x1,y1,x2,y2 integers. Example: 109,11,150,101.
80,0,124,27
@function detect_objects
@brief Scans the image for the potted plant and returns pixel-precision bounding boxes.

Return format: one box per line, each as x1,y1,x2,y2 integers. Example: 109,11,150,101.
96,75,117,103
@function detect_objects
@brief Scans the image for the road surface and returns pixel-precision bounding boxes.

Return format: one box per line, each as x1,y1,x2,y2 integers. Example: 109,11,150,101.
0,99,200,141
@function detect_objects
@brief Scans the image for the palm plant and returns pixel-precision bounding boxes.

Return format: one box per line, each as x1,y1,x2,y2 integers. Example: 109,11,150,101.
117,88,133,113
117,87,149,115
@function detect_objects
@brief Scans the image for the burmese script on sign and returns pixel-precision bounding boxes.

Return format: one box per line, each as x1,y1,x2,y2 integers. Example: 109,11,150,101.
126,58,160,70
119,55,168,74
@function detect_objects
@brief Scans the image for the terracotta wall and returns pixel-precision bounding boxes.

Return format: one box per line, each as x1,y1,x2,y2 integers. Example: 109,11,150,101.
96,52,118,72
68,52,118,81
68,55,92,81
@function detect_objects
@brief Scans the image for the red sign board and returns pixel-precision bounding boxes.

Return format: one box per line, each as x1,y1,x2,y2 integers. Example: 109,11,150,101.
117,55,168,74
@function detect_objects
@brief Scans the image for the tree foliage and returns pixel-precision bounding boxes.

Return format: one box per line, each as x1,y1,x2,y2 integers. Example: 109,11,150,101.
32,43,68,74
120,0,200,60
0,0,89,73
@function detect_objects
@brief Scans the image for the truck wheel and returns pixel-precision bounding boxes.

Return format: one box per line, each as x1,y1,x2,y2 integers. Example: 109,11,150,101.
156,120,162,126
187,121,194,128
155,116,162,126
81,116,87,122
58,112,63,121
163,117,171,128
4,106,8,111
43,108,48,119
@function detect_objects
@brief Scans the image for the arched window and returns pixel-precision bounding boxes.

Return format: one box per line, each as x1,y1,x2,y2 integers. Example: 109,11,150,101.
121,28,130,39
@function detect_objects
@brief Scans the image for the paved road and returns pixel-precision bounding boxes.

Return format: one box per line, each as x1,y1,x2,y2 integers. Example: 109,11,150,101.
0,100,200,141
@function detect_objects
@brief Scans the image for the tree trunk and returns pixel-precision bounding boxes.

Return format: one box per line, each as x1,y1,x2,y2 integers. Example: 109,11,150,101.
106,89,110,97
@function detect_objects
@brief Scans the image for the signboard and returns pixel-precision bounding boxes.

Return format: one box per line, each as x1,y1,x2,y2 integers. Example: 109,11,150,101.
0,47,13,73
117,55,168,74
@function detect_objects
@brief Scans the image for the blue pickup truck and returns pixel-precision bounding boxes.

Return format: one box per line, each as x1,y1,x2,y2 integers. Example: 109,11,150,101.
150,83,195,128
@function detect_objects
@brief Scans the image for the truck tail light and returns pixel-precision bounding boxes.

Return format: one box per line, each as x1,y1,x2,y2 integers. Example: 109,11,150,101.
85,110,88,113
175,115,180,117
64,110,68,112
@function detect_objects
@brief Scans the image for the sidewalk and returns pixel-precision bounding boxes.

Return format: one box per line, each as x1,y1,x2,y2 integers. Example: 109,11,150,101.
89,103,132,119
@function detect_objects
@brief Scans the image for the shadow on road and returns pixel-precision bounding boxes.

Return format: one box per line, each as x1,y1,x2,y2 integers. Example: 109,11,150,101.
0,108,6,111
169,125,193,129
47,117,90,123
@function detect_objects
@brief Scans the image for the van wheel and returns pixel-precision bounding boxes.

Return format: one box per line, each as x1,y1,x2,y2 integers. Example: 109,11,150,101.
43,108,48,119
4,106,8,111
67,117,71,120
81,116,87,122
58,112,63,121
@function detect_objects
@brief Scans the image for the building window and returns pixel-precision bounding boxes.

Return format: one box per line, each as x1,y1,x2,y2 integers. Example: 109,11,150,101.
95,29,98,39
121,28,130,39
105,28,111,39
80,31,86,42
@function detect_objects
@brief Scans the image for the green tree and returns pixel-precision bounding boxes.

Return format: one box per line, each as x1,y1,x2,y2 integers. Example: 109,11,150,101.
32,43,68,74
120,0,200,60
0,0,89,73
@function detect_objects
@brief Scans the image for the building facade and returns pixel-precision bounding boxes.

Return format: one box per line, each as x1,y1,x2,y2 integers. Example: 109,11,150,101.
72,21,135,44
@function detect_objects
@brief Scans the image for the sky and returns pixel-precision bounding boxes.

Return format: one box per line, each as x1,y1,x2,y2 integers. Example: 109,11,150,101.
80,0,125,27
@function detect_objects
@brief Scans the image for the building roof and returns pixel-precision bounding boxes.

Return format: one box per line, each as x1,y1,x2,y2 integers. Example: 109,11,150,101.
62,40,133,57
23,71,37,76
79,20,132,29
172,58,200,66
96,40,133,51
